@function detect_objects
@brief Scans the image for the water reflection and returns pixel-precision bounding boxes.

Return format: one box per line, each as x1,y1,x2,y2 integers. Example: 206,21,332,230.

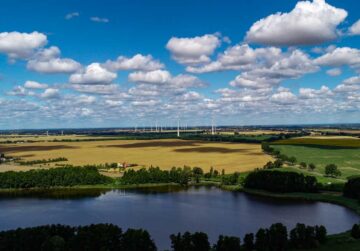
0,186,358,250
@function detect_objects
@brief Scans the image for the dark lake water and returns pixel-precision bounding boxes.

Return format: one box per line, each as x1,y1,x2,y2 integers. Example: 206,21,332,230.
0,186,359,250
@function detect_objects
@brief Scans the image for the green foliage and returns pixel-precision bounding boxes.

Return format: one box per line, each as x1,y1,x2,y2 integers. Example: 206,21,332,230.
221,172,240,185
271,144,360,178
351,224,360,239
18,157,68,166
289,223,327,249
324,164,341,178
0,223,332,251
273,137,360,149
121,166,197,185
309,163,316,171
192,167,204,183
244,170,318,193
0,224,156,251
255,228,269,251
263,160,283,169
344,176,360,200
170,232,210,251
215,235,241,251
243,233,254,251
300,162,307,169
122,229,157,251
0,167,111,189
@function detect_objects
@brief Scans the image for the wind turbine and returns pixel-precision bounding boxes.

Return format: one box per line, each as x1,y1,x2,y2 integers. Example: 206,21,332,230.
177,118,180,137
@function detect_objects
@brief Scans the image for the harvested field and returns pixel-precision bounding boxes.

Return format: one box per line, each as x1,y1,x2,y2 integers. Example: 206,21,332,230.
0,139,272,173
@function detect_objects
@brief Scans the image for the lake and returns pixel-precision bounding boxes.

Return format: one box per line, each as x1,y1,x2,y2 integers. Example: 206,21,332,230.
0,186,358,250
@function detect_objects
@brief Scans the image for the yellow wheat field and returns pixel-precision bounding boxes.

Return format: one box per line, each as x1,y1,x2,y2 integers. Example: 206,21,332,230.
0,139,272,173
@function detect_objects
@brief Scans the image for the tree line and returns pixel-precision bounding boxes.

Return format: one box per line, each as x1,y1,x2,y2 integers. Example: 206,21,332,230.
120,166,243,186
0,167,112,189
121,166,195,185
243,170,318,193
17,157,68,166
0,224,156,251
0,222,328,251
171,223,326,251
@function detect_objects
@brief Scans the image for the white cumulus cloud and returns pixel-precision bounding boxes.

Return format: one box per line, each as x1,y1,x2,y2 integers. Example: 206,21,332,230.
0,31,47,59
104,54,164,71
166,34,221,65
245,0,347,46
27,46,81,74
24,80,48,89
70,63,117,85
349,19,360,35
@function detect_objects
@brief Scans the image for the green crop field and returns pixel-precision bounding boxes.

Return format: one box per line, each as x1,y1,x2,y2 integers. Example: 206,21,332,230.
271,137,360,179
273,137,360,148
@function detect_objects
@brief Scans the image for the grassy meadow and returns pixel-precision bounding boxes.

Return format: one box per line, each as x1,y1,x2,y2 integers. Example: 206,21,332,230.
272,136,360,179
0,139,272,173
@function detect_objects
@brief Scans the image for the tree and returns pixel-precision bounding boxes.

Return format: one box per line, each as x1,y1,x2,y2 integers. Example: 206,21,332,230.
299,162,307,169
268,223,287,251
274,159,283,168
209,167,214,177
243,233,254,251
324,164,341,178
343,177,360,199
170,232,210,251
288,156,297,165
308,163,316,171
215,235,241,251
121,229,157,251
315,225,327,244
351,224,360,239
191,232,210,251
222,172,240,185
192,167,204,183
41,236,66,251
255,228,269,251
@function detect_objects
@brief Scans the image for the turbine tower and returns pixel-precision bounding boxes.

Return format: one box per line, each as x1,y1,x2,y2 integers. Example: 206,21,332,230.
177,118,180,137
211,118,215,135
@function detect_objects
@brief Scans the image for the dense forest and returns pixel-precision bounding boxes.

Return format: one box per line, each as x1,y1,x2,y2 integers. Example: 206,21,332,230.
0,222,330,251
0,167,111,189
243,170,318,193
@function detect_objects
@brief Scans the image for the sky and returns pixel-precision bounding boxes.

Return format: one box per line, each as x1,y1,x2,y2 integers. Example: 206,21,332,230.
0,0,360,129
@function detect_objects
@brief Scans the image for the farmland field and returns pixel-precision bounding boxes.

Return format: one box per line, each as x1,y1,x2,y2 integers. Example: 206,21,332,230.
272,137,360,179
0,139,272,173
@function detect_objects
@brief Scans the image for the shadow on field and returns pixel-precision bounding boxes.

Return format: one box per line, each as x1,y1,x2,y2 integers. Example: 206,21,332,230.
174,147,257,154
0,145,78,153
100,141,200,148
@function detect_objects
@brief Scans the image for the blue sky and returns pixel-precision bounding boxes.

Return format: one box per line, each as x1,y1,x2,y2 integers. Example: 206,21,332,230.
0,0,360,129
